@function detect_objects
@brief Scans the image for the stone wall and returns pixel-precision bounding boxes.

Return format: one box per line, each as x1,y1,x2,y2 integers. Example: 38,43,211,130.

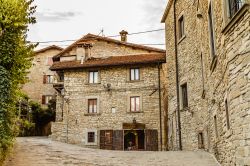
163,0,249,165
22,48,61,106
51,64,167,150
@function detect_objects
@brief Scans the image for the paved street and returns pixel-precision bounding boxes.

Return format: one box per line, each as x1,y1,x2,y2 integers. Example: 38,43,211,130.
4,137,220,166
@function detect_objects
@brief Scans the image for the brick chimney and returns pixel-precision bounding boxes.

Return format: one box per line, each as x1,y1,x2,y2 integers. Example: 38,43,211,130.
120,30,128,42
76,42,93,63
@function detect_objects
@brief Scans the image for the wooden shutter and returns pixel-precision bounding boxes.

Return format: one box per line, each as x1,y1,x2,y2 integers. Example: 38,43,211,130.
145,129,158,151
42,95,45,104
100,130,105,149
100,130,113,150
43,75,47,84
112,130,123,150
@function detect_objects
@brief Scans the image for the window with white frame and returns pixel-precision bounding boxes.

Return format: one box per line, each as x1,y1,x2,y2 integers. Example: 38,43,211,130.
130,68,140,81
88,98,97,113
85,129,98,145
130,96,140,112
89,71,98,83
228,0,243,18
178,15,185,39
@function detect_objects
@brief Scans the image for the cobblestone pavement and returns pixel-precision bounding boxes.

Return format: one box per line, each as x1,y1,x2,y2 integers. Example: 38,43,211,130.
4,137,220,166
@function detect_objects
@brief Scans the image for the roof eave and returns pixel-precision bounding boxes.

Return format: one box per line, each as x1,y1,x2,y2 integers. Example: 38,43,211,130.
161,0,173,23
50,60,166,71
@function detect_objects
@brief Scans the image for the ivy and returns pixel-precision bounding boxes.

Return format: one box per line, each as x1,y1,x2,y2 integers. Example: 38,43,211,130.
0,0,36,163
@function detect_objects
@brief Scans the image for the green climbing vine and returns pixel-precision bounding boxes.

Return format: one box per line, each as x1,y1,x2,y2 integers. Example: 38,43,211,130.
0,0,36,163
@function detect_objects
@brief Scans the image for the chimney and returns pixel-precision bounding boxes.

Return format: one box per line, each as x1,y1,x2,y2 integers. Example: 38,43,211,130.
83,43,93,60
76,45,84,61
120,30,128,42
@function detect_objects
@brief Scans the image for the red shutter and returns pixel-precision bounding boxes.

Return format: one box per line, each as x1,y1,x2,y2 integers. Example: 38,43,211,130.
43,75,47,84
42,95,45,104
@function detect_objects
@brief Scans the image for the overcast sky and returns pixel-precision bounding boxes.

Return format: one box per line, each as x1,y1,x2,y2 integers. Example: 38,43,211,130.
28,0,168,50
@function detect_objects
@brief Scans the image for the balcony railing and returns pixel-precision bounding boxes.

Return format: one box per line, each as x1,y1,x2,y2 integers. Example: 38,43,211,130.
229,0,244,17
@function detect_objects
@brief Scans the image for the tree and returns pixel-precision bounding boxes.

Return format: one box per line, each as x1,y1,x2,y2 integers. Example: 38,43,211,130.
0,0,36,163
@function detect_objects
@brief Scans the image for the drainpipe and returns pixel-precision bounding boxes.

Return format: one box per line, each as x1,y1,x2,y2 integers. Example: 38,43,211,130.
173,0,182,150
158,62,163,151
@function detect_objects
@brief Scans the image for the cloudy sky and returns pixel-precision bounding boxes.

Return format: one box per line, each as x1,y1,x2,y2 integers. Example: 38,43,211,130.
28,0,168,50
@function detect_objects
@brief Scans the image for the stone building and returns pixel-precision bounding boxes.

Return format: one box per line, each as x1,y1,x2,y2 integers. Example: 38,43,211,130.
161,0,249,165
50,32,168,151
22,45,63,106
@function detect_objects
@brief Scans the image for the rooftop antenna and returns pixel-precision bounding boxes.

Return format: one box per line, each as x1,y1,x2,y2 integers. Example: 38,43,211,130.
101,28,105,37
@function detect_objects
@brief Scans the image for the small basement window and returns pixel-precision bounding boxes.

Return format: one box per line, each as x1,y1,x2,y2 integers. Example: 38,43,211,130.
87,132,95,143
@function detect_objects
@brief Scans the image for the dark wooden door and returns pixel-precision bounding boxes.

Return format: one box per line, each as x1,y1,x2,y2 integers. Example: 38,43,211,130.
100,130,113,150
112,130,124,150
145,129,158,151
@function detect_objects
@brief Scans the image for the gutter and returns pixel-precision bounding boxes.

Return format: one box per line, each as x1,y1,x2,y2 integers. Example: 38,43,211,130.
158,62,163,151
173,0,182,150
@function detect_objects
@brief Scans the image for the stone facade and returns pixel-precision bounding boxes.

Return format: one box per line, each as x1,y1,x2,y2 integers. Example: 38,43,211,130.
22,45,63,106
51,33,168,151
162,0,250,165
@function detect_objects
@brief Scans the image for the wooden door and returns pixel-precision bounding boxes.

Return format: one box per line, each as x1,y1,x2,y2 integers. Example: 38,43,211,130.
145,129,158,151
100,130,113,150
112,130,124,150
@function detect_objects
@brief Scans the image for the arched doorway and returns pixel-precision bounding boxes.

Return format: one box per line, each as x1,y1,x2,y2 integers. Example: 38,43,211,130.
124,130,145,150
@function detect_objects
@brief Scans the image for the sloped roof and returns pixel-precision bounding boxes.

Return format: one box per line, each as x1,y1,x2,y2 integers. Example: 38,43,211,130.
50,53,166,71
35,45,63,54
53,33,165,60
161,0,174,23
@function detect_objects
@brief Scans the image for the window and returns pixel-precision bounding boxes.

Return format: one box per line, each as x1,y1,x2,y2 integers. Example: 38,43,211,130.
198,132,204,149
225,99,230,130
43,75,54,84
89,71,98,83
87,132,95,143
88,99,97,113
130,68,140,81
228,0,243,18
46,57,53,66
181,83,188,108
214,115,218,138
178,15,184,39
42,95,53,105
208,3,216,57
130,96,140,112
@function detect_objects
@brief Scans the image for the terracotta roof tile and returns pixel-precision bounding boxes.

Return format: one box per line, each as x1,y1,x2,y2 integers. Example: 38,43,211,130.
50,53,166,71
35,45,63,54
53,34,165,60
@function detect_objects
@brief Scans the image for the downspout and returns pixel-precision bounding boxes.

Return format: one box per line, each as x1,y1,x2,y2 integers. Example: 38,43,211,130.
158,62,163,151
173,0,182,150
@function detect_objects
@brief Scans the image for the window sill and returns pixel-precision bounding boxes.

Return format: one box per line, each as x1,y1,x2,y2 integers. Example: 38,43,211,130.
85,83,101,85
85,142,98,146
127,111,144,114
210,55,217,72
222,3,249,34
127,80,143,83
178,35,186,44
84,113,101,116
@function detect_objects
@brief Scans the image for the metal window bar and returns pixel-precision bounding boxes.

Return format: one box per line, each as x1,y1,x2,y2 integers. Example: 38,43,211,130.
229,0,243,17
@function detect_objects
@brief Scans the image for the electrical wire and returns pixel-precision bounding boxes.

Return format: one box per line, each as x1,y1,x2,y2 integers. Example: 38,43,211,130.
29,28,165,44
